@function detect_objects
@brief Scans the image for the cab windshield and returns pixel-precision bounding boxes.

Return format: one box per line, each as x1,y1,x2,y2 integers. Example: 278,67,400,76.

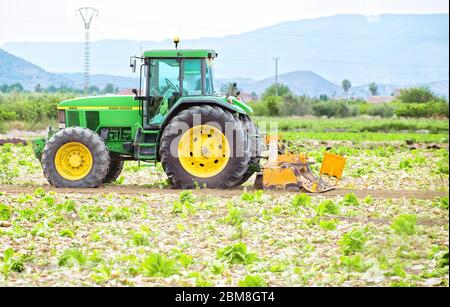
148,59,180,97
147,58,214,97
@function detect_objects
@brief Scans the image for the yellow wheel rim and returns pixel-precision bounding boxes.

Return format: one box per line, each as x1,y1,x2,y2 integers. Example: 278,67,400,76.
55,142,93,181
178,125,230,178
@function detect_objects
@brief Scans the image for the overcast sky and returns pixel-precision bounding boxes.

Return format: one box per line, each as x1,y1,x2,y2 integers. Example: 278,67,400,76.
0,0,448,46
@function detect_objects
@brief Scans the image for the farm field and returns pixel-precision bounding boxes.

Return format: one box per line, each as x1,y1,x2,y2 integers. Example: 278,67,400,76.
0,117,448,287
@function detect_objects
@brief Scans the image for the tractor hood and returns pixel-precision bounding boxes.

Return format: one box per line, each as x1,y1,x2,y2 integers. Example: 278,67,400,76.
57,95,139,110
57,95,253,113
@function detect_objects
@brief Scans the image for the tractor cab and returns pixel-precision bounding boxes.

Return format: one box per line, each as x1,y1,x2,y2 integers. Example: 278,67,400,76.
131,49,217,129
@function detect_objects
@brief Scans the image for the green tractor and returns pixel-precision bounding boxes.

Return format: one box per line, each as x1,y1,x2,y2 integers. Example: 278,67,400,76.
32,45,261,189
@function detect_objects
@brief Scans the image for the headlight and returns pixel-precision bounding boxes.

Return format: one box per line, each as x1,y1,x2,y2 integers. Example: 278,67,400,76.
57,110,66,129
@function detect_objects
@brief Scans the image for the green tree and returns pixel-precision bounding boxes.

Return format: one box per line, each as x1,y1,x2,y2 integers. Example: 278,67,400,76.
369,82,378,96
261,84,291,100
88,85,100,94
319,94,329,101
341,79,352,95
102,83,115,94
34,84,43,93
264,96,282,116
397,87,437,104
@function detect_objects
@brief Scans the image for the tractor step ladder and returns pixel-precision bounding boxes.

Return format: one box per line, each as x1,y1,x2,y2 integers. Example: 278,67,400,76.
134,129,160,161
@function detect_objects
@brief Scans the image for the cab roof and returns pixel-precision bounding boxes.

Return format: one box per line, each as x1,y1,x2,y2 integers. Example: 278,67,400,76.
143,49,217,58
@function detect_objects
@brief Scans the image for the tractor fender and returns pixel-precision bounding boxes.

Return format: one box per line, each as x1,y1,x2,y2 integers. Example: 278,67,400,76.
160,98,246,131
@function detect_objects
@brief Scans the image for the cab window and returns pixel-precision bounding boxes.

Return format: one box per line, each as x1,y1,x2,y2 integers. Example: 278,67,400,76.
182,59,202,96
149,59,180,97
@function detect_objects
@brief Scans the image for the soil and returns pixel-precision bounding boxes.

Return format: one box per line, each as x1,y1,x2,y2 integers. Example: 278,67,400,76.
0,184,447,200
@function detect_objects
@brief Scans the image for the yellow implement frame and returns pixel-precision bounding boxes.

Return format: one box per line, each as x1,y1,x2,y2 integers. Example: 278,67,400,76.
258,136,347,193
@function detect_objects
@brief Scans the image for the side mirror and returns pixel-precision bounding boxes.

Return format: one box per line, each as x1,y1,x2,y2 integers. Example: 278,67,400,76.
132,88,138,96
130,58,137,73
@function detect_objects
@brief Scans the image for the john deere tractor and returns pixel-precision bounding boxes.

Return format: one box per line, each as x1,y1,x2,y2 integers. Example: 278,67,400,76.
32,45,262,189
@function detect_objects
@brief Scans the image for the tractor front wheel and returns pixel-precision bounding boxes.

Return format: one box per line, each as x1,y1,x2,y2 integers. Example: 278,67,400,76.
159,105,250,189
103,157,124,184
41,127,110,188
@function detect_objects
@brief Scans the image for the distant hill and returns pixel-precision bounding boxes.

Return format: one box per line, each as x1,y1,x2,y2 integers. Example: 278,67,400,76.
1,47,447,99
0,48,73,89
3,14,448,85
56,73,139,90
241,71,343,97
0,48,139,90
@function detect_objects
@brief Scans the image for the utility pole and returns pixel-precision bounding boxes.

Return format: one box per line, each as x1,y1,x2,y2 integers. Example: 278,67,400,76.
273,57,280,96
77,7,99,95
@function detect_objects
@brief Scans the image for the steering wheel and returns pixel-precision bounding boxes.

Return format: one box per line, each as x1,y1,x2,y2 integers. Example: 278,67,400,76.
165,78,178,91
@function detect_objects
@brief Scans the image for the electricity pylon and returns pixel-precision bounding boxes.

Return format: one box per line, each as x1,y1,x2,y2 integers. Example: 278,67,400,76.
77,7,99,94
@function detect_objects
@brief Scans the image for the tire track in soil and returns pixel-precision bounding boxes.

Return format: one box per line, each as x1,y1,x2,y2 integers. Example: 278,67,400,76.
0,185,447,200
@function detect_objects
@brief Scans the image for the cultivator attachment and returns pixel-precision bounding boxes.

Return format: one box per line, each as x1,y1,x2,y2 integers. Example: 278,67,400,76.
256,136,346,193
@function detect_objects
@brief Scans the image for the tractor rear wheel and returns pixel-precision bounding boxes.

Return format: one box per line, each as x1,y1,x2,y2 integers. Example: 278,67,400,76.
237,116,262,185
103,157,124,183
41,127,110,188
159,105,250,189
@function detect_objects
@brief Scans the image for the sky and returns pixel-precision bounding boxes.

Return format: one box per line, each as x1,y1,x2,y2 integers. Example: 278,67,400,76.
0,0,448,46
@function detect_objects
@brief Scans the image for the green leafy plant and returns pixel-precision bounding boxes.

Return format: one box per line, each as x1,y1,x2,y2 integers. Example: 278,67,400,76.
111,207,131,221
140,253,178,277
319,219,338,231
179,190,195,204
316,200,340,216
132,232,150,246
59,229,75,238
341,193,359,206
364,195,374,205
339,255,367,272
238,275,267,287
292,193,311,209
30,222,50,237
90,264,112,285
58,249,87,267
172,191,196,215
0,204,12,221
0,152,19,184
399,159,413,170
211,263,224,275
33,187,46,197
389,263,407,278
224,202,243,226
217,243,257,265
339,229,367,255
391,214,417,236
176,253,193,268
434,196,449,210
438,252,449,268
268,261,287,273
1,248,25,279
241,190,264,203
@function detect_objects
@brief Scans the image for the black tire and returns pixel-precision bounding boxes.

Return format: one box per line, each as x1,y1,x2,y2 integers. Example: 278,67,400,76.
159,105,250,189
102,157,124,183
41,127,110,188
237,116,262,185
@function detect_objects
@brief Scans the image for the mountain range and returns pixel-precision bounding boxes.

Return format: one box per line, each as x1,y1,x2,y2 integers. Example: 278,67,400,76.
1,47,448,98
2,14,449,85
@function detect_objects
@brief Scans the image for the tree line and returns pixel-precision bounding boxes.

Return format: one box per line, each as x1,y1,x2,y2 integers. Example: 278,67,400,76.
0,83,119,95
247,84,448,118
